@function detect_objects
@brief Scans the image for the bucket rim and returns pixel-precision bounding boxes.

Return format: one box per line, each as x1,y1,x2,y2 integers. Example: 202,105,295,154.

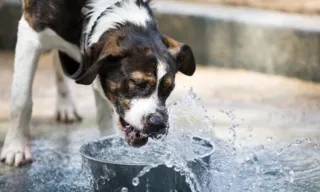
79,134,214,166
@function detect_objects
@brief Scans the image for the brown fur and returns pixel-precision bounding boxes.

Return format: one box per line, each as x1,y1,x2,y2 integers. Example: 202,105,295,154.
130,71,156,86
162,76,173,89
144,48,153,56
162,35,182,55
21,0,86,45
22,0,35,29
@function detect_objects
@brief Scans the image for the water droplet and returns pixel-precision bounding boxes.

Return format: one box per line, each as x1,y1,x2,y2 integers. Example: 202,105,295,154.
313,142,320,148
233,124,239,128
166,161,173,168
121,187,129,192
156,134,163,140
289,170,295,183
294,139,303,145
132,177,139,186
259,145,265,151
305,137,312,143
277,148,284,154
174,167,181,172
266,137,273,142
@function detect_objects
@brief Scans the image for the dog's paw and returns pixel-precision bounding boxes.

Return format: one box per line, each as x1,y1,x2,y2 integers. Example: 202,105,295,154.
56,105,82,124
0,135,32,167
56,97,82,124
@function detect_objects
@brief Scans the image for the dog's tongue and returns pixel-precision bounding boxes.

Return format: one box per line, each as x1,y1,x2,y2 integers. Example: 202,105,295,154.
118,120,133,135
124,125,134,137
118,118,148,147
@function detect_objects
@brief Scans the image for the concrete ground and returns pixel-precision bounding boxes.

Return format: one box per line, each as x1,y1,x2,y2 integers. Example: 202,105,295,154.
0,51,320,191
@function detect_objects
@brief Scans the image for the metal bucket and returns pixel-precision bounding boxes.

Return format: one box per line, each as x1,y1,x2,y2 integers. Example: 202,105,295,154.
80,135,214,192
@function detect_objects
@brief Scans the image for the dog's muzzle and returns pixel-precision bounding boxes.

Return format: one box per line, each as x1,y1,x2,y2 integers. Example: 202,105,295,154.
144,108,168,139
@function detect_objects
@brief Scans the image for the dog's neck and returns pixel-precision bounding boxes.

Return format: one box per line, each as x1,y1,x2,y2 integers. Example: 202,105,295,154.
81,0,155,51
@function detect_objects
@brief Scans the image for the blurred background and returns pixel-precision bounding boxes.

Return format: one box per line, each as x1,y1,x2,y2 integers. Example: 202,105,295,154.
0,0,320,191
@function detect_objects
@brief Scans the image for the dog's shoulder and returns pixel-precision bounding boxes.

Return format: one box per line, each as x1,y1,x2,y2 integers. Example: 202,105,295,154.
22,0,87,45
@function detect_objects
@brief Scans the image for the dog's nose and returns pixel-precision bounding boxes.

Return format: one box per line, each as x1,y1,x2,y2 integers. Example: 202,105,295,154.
148,114,164,127
145,113,167,136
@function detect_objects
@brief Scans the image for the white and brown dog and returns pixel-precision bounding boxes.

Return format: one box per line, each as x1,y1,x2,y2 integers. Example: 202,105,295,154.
0,0,196,167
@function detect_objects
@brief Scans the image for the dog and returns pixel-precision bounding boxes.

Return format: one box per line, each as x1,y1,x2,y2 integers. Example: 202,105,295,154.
0,0,196,167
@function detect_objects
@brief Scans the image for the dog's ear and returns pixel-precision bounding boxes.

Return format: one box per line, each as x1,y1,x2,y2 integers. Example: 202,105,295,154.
161,35,196,76
76,36,126,85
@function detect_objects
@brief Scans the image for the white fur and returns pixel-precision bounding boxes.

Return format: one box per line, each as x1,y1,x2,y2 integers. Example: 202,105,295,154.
157,60,168,82
124,60,167,129
93,88,118,136
1,17,42,166
40,29,81,62
92,75,109,100
85,0,120,36
92,76,119,135
52,50,81,122
85,0,152,47
1,17,81,166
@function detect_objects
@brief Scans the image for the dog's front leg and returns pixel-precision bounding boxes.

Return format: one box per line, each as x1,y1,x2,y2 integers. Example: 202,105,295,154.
93,88,118,136
52,50,82,123
0,18,41,166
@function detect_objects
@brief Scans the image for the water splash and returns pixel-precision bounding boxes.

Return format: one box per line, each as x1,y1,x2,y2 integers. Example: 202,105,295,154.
78,88,320,192
121,187,129,192
132,177,139,186
2,88,319,192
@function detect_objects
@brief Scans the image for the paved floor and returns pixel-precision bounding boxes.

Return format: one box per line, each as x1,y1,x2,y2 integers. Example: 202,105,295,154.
0,51,320,191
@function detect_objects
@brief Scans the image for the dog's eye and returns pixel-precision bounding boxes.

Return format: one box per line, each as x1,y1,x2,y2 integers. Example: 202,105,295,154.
131,79,148,90
137,82,147,89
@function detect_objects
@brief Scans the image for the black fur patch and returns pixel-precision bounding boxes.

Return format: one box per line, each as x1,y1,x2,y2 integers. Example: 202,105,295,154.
83,0,156,49
94,22,178,116
23,0,87,78
23,0,86,45
22,0,188,112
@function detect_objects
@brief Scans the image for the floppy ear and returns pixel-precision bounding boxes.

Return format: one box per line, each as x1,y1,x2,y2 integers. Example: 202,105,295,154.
161,35,196,76
76,37,126,85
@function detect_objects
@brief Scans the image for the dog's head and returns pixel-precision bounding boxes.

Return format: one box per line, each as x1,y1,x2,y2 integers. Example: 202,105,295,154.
76,26,195,147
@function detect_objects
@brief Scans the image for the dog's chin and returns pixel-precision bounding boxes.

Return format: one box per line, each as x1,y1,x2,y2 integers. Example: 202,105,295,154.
118,117,148,147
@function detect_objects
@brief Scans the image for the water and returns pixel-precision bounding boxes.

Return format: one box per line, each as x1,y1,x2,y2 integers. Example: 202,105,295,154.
1,89,320,191
84,135,213,165
81,88,320,192
0,129,98,192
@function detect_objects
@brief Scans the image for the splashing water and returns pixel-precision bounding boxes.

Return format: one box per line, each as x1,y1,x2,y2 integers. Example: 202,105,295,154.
83,88,216,191
80,88,320,192
2,88,319,191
